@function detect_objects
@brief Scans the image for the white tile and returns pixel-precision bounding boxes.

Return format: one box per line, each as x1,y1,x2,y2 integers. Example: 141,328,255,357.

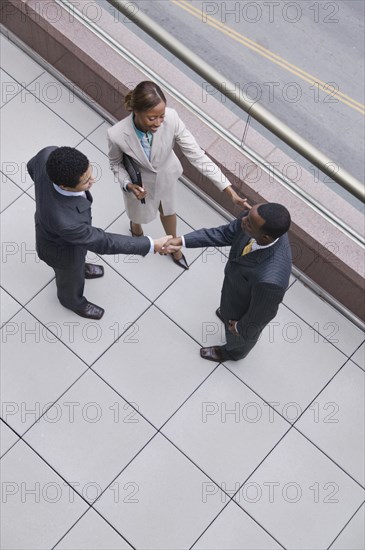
87,122,112,155
235,429,365,550
226,306,347,420
0,287,22,327
104,213,203,301
26,184,35,199
193,501,281,549
0,90,82,190
0,172,23,212
75,140,126,229
26,258,151,365
0,420,19,457
329,504,365,549
155,246,229,346
0,439,87,550
163,366,289,485
93,306,215,427
24,370,155,502
351,342,364,370
0,308,87,435
176,182,229,229
0,35,44,85
54,508,133,549
0,193,55,303
296,361,365,485
284,280,364,356
0,68,21,107
95,434,226,549
29,72,104,136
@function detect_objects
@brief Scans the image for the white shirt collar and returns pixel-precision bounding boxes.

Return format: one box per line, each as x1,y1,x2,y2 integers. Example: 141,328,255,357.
53,183,86,197
251,238,279,251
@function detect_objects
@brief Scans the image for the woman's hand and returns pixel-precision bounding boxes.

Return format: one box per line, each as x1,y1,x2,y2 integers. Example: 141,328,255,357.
224,186,251,209
127,183,147,201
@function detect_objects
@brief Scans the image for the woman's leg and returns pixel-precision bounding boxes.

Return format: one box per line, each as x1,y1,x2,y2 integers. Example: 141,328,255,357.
130,221,143,237
159,209,182,259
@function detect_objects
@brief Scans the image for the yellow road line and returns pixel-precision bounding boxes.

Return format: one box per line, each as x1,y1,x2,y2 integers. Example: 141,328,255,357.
171,0,365,115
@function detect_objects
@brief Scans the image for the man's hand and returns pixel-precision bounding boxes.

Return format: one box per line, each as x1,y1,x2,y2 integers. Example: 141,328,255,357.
162,236,183,254
127,183,147,201
153,235,181,255
224,186,251,209
228,320,239,335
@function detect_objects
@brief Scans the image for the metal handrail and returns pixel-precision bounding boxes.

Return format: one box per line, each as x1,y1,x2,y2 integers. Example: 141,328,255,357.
107,0,364,204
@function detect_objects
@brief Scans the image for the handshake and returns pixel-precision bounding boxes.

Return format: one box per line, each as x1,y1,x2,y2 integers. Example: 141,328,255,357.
153,235,182,254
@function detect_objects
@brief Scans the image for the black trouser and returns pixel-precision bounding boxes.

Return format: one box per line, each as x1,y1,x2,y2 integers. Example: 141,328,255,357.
223,328,260,361
53,263,87,311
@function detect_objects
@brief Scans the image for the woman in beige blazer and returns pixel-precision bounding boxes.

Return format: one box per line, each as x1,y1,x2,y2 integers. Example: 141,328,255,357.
107,81,246,269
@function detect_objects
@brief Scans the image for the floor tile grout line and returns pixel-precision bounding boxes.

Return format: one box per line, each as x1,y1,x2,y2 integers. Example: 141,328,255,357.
0,286,25,328
326,500,365,550
0,168,35,194
189,497,286,550
291,423,365,490
223,351,349,430
4,364,90,443
347,340,365,370
282,300,363,358
86,302,155,368
222,363,295,428
12,66,105,139
0,184,34,215
288,357,358,428
89,348,219,434
0,67,45,109
49,506,133,550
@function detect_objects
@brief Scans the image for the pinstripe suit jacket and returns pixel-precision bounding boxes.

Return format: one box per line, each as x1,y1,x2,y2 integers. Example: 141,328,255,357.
184,215,292,339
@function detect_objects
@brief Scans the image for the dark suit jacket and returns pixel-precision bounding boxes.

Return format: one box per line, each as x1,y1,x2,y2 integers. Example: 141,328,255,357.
184,215,292,340
27,147,151,269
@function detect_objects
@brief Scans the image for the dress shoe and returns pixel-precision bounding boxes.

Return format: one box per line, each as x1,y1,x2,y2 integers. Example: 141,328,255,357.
129,221,144,237
84,263,104,279
172,252,189,270
200,346,225,362
75,301,104,320
215,307,225,323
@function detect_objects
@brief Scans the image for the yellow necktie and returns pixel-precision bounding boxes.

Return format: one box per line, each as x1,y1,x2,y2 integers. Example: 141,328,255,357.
241,239,254,256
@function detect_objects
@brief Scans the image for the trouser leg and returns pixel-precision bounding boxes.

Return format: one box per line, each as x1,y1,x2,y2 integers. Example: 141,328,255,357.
222,327,260,361
53,264,87,311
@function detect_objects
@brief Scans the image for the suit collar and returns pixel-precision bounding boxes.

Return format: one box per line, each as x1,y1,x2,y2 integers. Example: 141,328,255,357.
233,235,281,264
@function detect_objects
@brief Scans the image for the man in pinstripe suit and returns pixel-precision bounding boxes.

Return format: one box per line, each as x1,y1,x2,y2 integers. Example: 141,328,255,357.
164,203,292,361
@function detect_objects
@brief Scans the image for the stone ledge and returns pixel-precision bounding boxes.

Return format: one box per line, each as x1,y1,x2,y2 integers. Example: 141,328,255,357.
1,0,364,321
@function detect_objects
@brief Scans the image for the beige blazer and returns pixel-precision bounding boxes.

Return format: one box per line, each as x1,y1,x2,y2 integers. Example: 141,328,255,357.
107,107,229,224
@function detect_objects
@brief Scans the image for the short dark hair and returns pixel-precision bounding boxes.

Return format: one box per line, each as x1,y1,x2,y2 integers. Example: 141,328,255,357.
46,147,89,188
257,203,291,239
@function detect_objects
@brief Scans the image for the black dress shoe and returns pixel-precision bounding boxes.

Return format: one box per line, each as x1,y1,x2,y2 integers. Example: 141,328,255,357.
84,263,104,279
75,301,105,320
215,307,225,323
200,346,225,362
172,252,189,270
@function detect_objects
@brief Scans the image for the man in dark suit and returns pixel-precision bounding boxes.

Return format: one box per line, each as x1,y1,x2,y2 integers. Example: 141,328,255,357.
27,146,178,320
164,203,292,361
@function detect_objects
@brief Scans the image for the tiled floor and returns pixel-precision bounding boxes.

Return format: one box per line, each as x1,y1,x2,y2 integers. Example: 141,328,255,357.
0,34,364,550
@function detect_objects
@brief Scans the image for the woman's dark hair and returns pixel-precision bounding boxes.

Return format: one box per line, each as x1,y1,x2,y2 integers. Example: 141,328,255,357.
124,81,167,112
46,147,89,188
257,203,291,239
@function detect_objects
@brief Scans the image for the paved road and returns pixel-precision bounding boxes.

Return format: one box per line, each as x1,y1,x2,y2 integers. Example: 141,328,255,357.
97,0,364,204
